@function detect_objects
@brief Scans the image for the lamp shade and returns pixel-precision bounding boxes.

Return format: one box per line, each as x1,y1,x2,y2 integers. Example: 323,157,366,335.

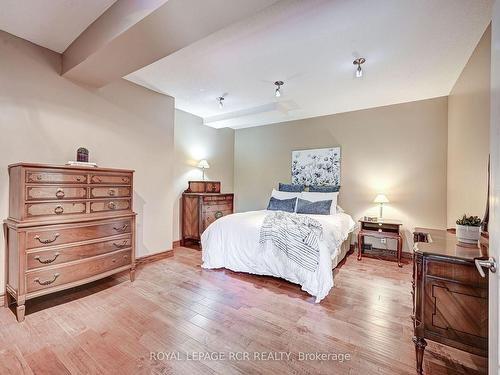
197,159,210,169
373,194,389,204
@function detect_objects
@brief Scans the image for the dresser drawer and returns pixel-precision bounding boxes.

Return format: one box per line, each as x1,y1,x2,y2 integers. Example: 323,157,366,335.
90,186,131,198
426,259,487,287
26,235,132,269
26,186,87,201
26,201,86,218
90,199,131,213
202,195,233,204
424,278,488,347
26,171,87,184
90,174,131,185
201,209,232,232
26,219,132,249
26,249,132,293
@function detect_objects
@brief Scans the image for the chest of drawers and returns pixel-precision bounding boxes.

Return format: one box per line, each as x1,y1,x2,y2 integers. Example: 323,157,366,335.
4,163,136,322
412,228,488,374
181,181,233,245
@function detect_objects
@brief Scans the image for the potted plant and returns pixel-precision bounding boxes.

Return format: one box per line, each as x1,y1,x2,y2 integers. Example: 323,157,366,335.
456,214,482,244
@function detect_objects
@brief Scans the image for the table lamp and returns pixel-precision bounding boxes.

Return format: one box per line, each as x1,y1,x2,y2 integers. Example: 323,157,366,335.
197,159,210,181
374,194,389,219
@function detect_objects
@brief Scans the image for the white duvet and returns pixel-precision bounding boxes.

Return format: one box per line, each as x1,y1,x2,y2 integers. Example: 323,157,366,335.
201,210,356,303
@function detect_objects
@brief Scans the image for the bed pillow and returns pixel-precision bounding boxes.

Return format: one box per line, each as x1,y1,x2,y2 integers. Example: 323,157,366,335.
300,191,338,214
308,185,340,193
267,197,297,213
271,189,300,200
279,183,304,192
296,198,332,215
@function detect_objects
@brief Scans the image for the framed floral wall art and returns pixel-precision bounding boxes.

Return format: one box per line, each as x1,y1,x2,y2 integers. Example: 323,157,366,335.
291,147,341,186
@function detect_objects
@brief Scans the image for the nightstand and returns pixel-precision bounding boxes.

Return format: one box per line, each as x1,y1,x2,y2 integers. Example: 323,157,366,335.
357,218,403,267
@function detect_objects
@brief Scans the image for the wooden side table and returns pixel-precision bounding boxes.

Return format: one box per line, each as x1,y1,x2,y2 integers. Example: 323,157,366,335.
357,218,403,267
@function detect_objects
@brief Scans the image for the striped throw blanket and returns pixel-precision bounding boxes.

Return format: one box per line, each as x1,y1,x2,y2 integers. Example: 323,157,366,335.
259,211,323,272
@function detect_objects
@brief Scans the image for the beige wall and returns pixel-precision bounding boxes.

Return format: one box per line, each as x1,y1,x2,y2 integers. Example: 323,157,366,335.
234,97,449,251
173,109,234,240
447,25,491,227
0,31,176,294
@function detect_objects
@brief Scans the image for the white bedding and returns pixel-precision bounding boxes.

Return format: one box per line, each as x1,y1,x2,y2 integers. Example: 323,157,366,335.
201,210,356,303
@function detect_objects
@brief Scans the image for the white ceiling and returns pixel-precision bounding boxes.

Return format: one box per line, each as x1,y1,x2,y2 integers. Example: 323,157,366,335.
0,0,116,53
126,0,492,129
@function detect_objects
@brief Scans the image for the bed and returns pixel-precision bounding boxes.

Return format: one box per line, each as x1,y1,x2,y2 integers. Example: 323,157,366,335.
201,209,356,302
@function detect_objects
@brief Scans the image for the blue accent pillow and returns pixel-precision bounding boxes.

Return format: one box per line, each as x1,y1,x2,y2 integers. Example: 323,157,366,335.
279,183,304,192
267,197,297,213
296,198,332,215
308,185,340,193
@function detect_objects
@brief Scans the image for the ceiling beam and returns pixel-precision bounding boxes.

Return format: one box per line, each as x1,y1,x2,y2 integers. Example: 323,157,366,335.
62,0,279,87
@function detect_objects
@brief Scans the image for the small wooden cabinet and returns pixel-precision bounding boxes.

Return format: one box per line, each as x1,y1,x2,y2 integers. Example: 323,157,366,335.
181,181,233,245
357,218,403,266
412,228,488,374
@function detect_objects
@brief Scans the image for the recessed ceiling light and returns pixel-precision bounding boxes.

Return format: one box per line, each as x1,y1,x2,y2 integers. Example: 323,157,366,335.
274,81,284,97
353,58,366,78
217,96,225,109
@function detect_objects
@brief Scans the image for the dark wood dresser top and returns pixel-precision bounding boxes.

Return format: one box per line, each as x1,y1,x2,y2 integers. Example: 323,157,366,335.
413,227,488,261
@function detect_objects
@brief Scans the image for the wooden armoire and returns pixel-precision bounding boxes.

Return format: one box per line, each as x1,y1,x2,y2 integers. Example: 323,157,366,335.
181,181,233,246
4,163,136,322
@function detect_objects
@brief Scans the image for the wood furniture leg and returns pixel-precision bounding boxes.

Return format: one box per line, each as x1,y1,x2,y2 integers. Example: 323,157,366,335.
357,232,363,261
16,296,26,322
397,235,403,267
4,292,12,307
130,267,136,282
412,336,427,374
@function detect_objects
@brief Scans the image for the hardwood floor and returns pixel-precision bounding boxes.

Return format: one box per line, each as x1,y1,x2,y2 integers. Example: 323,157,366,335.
0,247,487,374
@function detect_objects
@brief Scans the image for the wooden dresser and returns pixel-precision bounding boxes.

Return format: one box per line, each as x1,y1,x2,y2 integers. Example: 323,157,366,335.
3,163,136,322
181,181,233,245
412,228,488,374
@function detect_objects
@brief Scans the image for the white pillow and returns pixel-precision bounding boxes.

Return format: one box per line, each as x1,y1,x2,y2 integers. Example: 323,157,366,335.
271,189,300,211
300,191,339,215
271,189,301,200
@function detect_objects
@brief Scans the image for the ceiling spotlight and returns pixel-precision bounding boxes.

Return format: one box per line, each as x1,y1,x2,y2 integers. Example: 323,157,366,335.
274,81,284,97
353,57,366,78
217,96,225,109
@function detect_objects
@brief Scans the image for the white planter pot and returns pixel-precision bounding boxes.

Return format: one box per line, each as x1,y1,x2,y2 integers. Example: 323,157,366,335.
456,224,481,244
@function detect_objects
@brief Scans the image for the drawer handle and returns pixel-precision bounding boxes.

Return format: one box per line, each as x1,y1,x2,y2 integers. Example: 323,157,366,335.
36,175,43,181
113,224,128,232
215,211,223,219
34,252,60,264
121,177,129,183
108,189,116,196
34,233,60,244
76,176,82,182
34,273,60,286
108,201,117,210
55,189,65,199
54,205,64,214
113,240,129,248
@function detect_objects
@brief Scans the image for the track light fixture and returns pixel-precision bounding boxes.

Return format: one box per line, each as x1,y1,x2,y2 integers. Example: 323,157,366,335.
353,57,366,78
274,81,284,97
217,96,225,109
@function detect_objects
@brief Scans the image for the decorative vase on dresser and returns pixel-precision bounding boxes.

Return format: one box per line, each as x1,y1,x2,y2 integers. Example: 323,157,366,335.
3,163,136,322
181,180,233,246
